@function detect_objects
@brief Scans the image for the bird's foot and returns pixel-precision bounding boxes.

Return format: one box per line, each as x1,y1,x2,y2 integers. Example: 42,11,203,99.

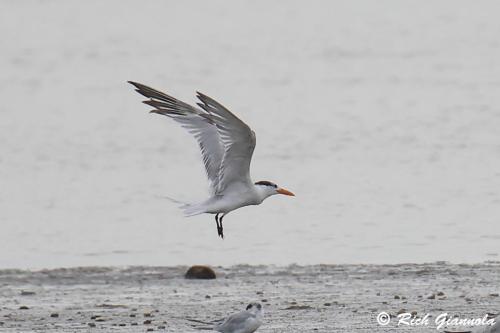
215,213,224,239
217,224,224,239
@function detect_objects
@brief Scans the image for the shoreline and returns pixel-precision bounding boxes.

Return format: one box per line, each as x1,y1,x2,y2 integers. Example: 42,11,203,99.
2,260,499,273
1,263,499,332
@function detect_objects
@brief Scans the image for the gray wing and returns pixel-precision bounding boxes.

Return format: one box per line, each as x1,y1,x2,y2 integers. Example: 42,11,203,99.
197,92,256,195
214,311,261,333
129,81,224,194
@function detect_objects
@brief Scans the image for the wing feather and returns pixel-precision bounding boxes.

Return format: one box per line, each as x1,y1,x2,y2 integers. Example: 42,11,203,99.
128,81,224,193
196,92,256,194
215,312,260,333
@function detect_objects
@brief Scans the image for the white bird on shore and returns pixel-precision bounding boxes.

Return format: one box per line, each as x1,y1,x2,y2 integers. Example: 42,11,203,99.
214,303,263,333
129,81,295,239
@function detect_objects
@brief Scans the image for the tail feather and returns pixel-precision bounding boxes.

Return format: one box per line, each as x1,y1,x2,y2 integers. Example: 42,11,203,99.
181,203,206,217
156,195,206,217
157,195,186,205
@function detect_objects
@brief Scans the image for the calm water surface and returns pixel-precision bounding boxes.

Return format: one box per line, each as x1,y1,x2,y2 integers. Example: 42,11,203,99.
1,1,499,268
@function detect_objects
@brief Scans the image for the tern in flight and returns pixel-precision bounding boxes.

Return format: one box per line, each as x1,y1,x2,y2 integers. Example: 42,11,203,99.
128,81,295,239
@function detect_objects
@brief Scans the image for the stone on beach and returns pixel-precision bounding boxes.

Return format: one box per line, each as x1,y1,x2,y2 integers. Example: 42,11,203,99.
184,265,216,279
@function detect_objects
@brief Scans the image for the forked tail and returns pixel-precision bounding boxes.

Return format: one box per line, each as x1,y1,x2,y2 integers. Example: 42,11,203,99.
181,203,206,217
158,195,206,217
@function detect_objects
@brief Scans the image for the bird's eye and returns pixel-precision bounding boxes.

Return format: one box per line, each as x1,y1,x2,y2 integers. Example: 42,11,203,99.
274,184,278,188
246,304,253,310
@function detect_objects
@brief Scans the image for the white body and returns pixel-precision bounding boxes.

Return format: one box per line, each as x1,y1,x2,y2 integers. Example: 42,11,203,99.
129,81,294,219
185,184,273,216
214,303,263,333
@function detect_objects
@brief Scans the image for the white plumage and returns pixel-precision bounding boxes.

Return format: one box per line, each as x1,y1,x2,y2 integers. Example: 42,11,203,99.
129,81,294,238
214,303,263,333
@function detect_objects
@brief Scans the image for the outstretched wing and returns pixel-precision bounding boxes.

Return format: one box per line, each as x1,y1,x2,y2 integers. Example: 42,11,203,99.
196,92,256,195
128,81,224,194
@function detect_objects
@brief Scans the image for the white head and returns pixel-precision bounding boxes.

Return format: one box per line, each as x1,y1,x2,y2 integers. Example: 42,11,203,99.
245,302,264,317
254,180,295,202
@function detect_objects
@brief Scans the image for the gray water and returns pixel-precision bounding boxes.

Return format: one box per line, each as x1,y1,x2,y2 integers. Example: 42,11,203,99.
1,0,500,269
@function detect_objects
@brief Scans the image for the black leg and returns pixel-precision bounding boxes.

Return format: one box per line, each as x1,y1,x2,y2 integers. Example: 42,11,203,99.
215,213,224,239
215,213,220,236
219,214,224,239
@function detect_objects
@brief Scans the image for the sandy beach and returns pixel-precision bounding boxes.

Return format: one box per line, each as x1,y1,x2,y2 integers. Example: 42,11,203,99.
0,263,498,332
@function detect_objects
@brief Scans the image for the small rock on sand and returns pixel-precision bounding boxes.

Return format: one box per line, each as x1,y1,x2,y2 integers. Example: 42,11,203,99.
184,265,216,279
285,305,313,310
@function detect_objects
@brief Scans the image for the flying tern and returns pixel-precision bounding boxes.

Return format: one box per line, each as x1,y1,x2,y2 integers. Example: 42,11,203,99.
214,302,263,333
129,81,294,238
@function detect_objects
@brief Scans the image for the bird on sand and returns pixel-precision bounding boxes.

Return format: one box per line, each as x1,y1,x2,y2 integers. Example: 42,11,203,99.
128,81,295,239
214,303,263,333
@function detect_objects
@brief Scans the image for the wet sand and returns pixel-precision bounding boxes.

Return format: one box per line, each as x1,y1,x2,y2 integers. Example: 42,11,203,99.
1,263,499,332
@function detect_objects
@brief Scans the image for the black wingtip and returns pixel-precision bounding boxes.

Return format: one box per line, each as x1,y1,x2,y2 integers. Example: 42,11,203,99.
128,81,142,93
128,81,147,91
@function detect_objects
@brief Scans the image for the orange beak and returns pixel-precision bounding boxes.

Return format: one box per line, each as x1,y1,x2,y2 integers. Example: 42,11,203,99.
277,188,295,196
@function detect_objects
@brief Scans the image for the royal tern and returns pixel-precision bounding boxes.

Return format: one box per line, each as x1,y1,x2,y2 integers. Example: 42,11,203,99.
128,82,294,238
214,303,263,333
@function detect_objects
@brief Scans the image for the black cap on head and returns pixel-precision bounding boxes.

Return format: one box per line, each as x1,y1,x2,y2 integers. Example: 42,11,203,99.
246,303,261,311
254,181,277,188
